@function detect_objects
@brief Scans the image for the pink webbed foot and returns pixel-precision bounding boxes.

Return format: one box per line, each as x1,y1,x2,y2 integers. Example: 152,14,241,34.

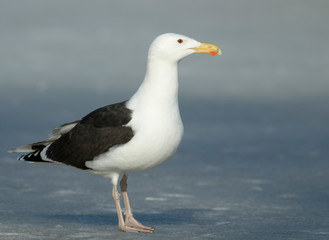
124,213,154,233
118,224,152,233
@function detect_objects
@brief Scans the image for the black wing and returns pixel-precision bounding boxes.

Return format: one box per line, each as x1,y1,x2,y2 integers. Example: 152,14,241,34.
44,101,134,169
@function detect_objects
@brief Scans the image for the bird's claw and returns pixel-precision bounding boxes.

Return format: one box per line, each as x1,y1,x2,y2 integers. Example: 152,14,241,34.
119,213,154,233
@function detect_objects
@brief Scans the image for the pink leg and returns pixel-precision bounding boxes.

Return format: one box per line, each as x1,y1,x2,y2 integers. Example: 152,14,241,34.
112,185,125,230
120,174,154,233
112,184,146,233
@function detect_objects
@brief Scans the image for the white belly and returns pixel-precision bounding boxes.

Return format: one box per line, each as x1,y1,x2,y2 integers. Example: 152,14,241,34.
86,105,184,174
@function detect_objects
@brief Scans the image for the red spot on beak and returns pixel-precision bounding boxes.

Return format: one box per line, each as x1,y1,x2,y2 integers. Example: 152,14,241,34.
209,51,218,56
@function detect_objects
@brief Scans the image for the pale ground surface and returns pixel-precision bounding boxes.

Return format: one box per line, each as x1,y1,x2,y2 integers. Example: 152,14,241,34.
1,101,329,240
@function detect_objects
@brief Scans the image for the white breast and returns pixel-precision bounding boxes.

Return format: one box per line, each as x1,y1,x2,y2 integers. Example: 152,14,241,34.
87,103,183,173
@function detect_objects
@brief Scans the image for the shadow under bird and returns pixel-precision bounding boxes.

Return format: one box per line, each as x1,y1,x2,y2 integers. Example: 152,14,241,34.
9,33,221,233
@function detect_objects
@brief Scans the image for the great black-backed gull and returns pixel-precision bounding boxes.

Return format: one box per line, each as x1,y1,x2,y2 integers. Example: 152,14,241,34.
9,33,221,233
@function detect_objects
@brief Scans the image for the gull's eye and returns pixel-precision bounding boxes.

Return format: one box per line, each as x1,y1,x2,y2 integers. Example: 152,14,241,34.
177,39,183,44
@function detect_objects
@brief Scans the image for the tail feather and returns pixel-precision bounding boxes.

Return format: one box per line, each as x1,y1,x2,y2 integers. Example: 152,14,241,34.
9,120,79,153
10,120,79,164
9,140,53,153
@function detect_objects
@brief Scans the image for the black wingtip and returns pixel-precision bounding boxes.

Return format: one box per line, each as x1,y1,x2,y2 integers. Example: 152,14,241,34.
18,151,50,163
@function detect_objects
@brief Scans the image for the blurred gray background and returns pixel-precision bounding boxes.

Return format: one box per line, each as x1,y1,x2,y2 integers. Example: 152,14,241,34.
1,1,328,239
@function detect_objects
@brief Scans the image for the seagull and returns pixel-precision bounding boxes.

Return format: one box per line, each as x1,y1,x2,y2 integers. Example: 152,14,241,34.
9,33,221,233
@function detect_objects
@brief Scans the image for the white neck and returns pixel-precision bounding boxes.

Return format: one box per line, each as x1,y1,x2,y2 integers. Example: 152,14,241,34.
128,57,179,110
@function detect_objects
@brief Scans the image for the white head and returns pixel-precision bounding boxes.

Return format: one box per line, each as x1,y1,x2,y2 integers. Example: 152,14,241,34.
148,33,221,63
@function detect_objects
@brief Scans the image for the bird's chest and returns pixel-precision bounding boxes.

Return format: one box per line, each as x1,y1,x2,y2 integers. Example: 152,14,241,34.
111,105,184,171
131,107,183,159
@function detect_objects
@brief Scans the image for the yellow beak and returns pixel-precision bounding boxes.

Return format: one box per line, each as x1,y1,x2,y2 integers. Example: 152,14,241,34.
191,42,222,55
